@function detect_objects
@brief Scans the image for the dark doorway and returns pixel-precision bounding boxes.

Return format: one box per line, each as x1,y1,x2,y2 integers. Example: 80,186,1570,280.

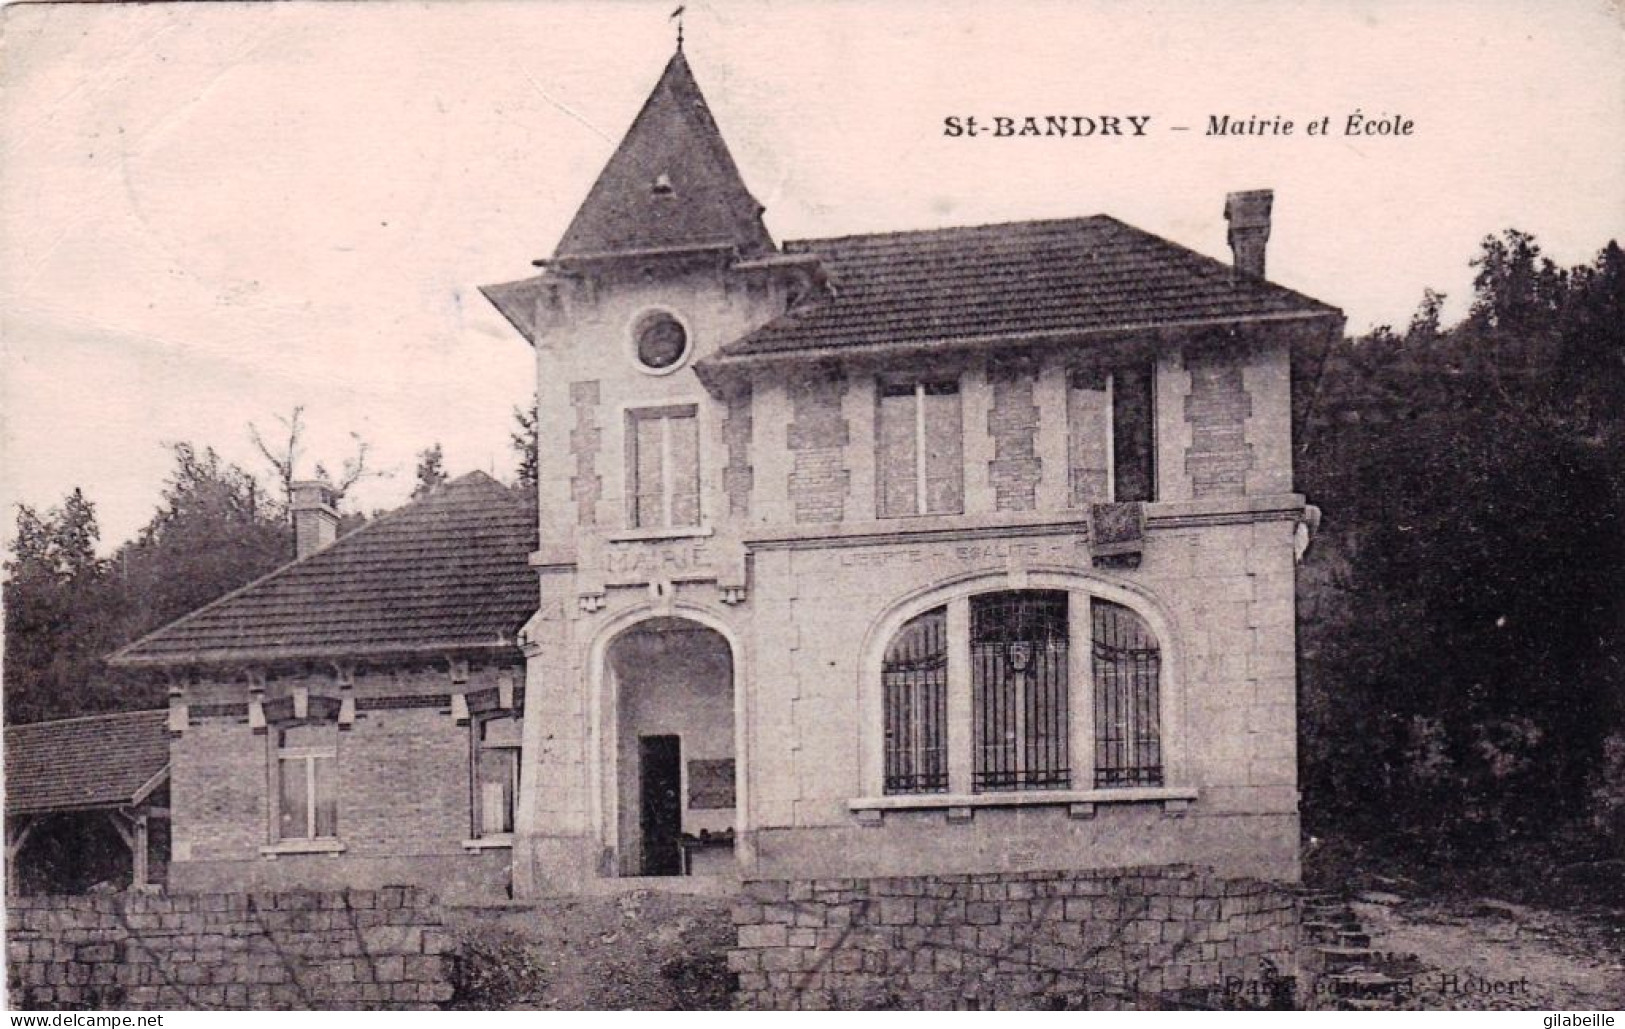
639,735,682,876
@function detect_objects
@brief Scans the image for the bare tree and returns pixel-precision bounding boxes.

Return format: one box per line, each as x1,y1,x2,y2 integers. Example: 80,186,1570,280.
249,406,384,518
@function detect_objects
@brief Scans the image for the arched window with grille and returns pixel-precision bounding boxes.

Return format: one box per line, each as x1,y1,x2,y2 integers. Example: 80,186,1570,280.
882,606,949,794
971,591,1071,791
871,584,1172,800
1092,599,1163,787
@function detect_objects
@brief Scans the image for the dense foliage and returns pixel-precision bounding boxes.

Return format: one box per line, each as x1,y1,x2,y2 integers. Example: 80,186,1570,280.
3,445,291,722
1297,232,1624,883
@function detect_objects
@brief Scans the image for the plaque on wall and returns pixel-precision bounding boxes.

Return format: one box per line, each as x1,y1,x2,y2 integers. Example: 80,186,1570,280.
688,759,736,810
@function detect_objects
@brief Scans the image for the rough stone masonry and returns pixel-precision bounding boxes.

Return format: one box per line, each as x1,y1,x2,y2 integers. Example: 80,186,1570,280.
6,887,452,1010
729,865,1301,1010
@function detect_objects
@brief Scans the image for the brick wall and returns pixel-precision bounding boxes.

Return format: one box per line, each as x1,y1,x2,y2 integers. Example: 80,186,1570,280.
730,867,1299,1010
171,663,519,898
6,888,451,1010
787,365,851,523
987,359,1042,512
1183,349,1254,498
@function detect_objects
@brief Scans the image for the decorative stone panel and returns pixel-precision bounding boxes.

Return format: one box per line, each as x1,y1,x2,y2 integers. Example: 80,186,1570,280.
987,359,1043,512
569,380,603,526
1183,351,1254,498
723,386,755,518
787,366,850,524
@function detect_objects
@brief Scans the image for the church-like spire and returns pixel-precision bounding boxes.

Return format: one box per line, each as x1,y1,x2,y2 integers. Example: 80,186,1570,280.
553,50,774,261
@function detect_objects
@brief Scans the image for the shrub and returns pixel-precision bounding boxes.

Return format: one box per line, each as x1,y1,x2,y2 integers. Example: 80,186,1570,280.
446,925,548,1010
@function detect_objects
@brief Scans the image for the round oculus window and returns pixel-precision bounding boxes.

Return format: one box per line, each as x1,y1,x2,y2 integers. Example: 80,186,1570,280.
633,313,690,372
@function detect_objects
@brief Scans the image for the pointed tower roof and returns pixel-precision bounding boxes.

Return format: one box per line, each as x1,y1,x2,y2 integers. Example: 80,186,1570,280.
554,50,774,260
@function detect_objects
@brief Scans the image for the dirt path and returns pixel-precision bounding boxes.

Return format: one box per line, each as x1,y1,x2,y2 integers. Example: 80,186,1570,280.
1353,898,1625,1010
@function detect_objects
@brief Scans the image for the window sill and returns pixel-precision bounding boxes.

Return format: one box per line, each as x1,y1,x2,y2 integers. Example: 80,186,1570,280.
605,526,714,543
462,835,515,851
848,786,1197,823
260,839,346,857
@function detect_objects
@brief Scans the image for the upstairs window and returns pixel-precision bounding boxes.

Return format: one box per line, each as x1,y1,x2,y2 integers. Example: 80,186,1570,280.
277,723,338,841
627,405,700,529
877,379,963,518
475,715,522,837
1068,363,1157,505
1112,363,1156,503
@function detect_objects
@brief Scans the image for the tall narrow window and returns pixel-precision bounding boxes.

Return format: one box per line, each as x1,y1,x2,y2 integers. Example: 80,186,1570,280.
1092,599,1163,787
1112,363,1156,503
971,591,1070,791
627,405,700,529
877,380,963,517
277,723,338,841
882,607,949,794
475,716,522,837
1067,368,1112,505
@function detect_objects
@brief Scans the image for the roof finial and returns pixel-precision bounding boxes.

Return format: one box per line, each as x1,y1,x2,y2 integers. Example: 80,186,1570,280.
671,5,686,51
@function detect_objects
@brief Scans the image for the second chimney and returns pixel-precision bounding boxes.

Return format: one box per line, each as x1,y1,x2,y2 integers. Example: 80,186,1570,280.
291,479,340,559
1224,189,1273,278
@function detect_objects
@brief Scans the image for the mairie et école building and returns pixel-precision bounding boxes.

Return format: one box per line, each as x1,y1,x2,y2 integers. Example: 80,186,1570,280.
110,47,1340,900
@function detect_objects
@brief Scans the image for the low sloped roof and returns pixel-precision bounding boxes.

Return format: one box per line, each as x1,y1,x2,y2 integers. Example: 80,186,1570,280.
708,216,1341,363
108,472,536,667
4,710,169,815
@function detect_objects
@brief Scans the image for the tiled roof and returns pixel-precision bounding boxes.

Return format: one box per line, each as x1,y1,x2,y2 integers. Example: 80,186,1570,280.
108,472,536,666
710,216,1340,361
4,710,169,814
553,51,773,261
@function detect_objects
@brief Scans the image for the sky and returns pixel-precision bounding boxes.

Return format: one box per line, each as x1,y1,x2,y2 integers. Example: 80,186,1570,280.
3,0,1622,552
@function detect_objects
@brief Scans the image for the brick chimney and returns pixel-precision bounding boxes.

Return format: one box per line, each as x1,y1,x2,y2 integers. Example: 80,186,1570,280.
291,479,339,559
1224,189,1273,278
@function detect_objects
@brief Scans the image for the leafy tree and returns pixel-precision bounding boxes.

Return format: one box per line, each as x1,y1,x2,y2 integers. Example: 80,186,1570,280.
511,401,538,491
3,491,112,723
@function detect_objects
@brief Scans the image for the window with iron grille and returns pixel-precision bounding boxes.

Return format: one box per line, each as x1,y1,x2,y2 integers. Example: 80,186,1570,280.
1092,599,1163,786
626,405,700,529
970,591,1070,791
882,606,949,794
876,380,963,517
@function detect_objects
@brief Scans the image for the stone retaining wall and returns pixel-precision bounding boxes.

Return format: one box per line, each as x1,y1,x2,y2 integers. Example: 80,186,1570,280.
6,888,451,1010
729,866,1300,1010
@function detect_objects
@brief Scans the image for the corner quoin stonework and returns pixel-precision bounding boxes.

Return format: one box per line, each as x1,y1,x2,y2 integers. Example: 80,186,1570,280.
729,866,1300,1010
6,888,452,1010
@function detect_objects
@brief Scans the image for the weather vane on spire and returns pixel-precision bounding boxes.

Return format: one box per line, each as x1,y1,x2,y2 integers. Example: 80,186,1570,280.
671,6,686,51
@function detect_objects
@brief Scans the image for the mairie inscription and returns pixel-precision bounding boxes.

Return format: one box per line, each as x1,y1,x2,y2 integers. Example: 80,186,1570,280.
601,540,716,584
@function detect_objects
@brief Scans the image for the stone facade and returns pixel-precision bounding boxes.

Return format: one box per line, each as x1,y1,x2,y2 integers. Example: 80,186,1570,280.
5,888,451,1010
728,867,1300,1010
487,49,1337,899
512,320,1315,892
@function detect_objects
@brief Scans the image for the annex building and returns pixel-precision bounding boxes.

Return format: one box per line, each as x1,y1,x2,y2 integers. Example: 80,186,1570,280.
110,47,1340,901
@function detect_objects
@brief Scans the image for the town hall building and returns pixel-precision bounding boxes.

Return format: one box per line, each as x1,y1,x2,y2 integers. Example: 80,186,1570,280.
110,47,1340,901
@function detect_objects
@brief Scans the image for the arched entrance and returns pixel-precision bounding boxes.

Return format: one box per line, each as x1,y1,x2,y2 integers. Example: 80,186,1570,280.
603,616,736,877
